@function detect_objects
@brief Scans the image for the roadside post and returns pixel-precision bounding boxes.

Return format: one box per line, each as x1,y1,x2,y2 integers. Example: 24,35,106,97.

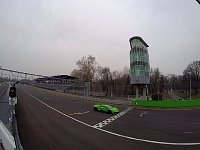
8,86,17,123
8,85,24,150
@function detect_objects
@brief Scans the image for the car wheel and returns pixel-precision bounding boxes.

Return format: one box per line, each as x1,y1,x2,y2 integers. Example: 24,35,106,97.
108,110,112,114
94,107,98,111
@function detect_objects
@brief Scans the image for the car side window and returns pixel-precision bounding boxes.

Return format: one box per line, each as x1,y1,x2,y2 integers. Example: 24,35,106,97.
102,106,106,110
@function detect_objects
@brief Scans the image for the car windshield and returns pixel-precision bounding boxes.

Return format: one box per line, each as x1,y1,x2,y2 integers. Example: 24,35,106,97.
106,105,114,109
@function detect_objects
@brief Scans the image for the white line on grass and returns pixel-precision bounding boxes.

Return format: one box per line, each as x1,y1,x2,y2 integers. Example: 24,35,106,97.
23,89,200,146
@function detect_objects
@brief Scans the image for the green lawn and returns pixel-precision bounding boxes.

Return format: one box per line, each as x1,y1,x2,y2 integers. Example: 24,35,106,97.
132,100,200,108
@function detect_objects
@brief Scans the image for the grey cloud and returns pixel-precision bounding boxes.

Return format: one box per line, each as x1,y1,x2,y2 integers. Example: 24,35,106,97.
0,0,199,75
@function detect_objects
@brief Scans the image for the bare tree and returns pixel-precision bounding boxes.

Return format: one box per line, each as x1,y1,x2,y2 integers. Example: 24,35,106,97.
183,60,200,93
98,66,111,95
108,67,130,97
150,68,161,93
168,74,178,91
71,55,98,82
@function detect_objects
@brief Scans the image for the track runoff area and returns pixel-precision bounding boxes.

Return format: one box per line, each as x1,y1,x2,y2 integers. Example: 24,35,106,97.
16,85,200,150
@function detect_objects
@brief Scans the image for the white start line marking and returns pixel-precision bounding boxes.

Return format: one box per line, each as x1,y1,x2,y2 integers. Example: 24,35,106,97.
23,89,200,146
93,107,132,129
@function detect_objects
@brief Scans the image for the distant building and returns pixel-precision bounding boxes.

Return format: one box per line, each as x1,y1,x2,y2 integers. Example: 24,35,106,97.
129,36,150,99
35,75,76,83
52,75,76,80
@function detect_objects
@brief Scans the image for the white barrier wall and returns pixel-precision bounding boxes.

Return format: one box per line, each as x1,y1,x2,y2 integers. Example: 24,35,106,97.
0,121,16,150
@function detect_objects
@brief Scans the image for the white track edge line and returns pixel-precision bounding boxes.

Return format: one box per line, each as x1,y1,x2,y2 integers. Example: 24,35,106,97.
22,89,200,146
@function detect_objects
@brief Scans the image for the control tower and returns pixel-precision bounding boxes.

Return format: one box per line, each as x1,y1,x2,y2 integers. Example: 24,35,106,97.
129,36,150,100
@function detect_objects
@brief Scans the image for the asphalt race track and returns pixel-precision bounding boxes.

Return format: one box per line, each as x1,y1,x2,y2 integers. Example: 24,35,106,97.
16,85,200,150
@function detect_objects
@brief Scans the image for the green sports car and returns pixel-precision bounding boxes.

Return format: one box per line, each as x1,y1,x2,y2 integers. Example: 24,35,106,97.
94,104,120,114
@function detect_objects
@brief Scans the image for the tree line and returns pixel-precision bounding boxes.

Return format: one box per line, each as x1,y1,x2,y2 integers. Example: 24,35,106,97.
71,55,200,99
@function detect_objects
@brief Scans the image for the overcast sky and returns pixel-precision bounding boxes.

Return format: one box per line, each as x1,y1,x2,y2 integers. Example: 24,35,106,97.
0,0,199,76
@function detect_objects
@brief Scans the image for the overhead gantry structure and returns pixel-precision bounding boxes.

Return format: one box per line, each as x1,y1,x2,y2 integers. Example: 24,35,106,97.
0,67,90,97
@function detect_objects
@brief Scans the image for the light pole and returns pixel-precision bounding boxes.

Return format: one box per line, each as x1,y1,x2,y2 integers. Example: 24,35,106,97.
157,79,160,100
156,68,160,100
190,77,192,100
188,71,192,100
146,85,149,100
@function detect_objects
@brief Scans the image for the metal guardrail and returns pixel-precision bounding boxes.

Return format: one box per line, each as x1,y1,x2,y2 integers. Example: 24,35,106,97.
12,115,23,150
33,82,90,97
168,91,184,100
86,97,132,105
0,120,16,150
32,84,132,105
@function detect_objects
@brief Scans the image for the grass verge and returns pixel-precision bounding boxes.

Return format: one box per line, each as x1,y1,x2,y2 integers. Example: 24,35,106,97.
132,100,200,108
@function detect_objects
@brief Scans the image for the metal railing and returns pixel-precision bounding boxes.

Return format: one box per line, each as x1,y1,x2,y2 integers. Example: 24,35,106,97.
0,120,16,150
12,115,23,150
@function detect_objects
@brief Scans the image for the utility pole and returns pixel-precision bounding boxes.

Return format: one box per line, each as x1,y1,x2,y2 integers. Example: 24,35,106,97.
157,68,160,101
189,71,192,100
190,77,192,100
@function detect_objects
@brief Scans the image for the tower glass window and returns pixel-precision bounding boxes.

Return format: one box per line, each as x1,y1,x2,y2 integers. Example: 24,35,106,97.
129,36,150,85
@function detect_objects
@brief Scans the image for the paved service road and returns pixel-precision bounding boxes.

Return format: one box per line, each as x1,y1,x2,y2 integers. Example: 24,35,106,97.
16,85,200,150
